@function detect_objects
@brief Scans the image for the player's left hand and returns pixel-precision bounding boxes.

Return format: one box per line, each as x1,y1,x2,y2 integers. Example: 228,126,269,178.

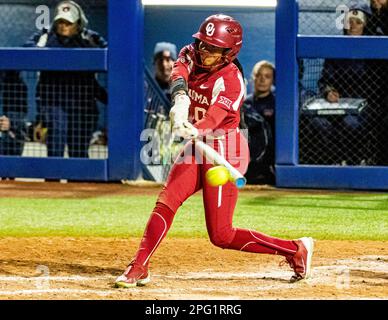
173,121,198,140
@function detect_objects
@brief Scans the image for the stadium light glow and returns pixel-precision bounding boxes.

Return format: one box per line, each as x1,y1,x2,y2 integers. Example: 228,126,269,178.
142,0,277,7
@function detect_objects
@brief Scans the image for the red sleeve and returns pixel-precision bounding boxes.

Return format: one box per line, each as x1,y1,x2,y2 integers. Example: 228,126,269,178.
170,44,195,83
194,105,228,135
212,68,245,113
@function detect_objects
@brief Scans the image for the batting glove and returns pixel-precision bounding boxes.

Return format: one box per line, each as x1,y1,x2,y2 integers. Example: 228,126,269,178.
173,120,199,140
170,94,190,127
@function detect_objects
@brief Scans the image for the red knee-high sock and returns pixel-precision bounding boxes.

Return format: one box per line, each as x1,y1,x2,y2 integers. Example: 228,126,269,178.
228,228,298,256
133,202,175,266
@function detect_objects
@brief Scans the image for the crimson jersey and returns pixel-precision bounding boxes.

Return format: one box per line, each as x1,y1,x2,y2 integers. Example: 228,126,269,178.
171,44,245,132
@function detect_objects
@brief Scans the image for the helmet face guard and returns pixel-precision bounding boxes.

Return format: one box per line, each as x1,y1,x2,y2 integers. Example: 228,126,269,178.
192,40,230,70
192,14,243,70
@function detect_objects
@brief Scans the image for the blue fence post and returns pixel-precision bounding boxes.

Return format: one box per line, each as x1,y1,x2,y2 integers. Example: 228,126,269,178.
275,0,299,165
107,0,144,181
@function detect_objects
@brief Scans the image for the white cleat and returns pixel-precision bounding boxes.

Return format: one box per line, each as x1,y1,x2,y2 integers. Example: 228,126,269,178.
284,236,314,282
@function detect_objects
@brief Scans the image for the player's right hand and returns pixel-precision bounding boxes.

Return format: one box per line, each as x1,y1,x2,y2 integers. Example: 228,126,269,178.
169,94,190,127
173,120,198,140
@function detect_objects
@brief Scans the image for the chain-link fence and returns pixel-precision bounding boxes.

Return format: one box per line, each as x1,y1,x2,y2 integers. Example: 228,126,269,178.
298,0,388,166
299,0,346,35
0,70,108,159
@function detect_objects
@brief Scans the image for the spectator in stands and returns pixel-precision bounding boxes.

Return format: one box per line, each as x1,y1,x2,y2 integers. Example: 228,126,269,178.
25,0,107,158
369,0,388,164
368,0,388,35
0,71,28,156
314,3,383,165
241,60,275,184
153,42,177,103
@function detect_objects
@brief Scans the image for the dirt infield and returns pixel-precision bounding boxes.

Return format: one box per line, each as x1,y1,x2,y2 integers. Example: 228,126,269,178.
0,181,387,300
0,237,387,300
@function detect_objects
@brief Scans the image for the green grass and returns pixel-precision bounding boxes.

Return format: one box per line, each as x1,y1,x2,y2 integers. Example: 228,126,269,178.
0,192,387,240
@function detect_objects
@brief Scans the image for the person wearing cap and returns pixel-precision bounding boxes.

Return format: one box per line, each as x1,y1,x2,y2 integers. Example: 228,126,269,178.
24,1,107,158
311,2,384,165
368,0,388,35
153,42,177,102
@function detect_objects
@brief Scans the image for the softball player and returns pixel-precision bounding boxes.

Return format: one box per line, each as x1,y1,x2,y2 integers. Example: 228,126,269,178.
115,14,314,288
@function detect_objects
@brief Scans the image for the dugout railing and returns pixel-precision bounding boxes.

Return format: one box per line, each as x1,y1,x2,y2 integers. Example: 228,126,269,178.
276,0,388,190
0,0,143,181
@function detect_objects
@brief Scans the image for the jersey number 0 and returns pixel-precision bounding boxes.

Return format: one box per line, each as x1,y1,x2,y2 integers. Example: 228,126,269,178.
194,107,207,122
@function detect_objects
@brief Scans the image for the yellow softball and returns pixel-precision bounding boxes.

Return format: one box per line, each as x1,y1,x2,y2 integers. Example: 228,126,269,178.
205,166,230,187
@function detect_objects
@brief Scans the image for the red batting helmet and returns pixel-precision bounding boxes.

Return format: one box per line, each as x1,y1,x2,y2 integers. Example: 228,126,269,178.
192,14,243,68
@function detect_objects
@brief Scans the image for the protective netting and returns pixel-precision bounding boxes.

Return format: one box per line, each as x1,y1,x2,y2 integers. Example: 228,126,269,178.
299,0,342,35
0,71,108,159
298,0,374,35
299,58,387,166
